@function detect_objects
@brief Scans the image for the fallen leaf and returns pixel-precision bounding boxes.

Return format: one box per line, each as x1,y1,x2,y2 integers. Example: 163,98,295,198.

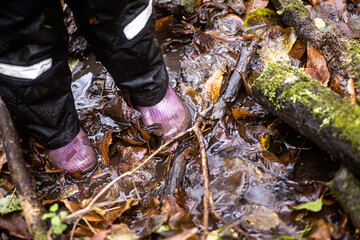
307,44,330,86
106,223,138,240
90,230,108,240
180,82,203,107
232,108,252,120
0,194,21,215
293,197,323,212
324,0,346,12
62,199,104,222
245,0,270,18
259,131,270,150
260,27,297,66
0,212,31,239
202,67,223,104
217,14,244,36
155,15,173,33
307,219,332,240
289,40,306,60
329,75,344,96
97,130,113,166
305,68,323,82
166,227,198,240
347,78,356,105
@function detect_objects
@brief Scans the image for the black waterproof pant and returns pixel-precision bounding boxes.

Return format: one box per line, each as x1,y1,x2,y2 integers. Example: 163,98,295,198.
0,0,168,149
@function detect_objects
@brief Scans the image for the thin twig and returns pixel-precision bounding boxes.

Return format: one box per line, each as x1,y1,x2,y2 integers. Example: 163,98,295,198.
193,120,209,240
46,225,54,240
131,175,141,200
70,217,81,240
82,217,97,235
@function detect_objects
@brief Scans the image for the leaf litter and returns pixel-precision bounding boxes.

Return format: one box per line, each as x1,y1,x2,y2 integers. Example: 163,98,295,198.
0,0,358,239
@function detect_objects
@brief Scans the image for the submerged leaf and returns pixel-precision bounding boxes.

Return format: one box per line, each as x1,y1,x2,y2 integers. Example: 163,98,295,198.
260,27,297,66
202,67,223,104
97,130,113,166
293,197,323,212
232,108,252,119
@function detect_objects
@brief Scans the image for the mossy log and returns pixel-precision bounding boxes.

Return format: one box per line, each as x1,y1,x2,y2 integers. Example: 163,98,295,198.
252,63,360,175
328,168,360,229
272,0,360,82
0,98,47,239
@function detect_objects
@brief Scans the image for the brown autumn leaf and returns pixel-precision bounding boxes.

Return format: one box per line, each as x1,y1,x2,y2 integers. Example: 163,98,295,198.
179,82,203,107
289,40,306,60
155,15,173,33
161,195,191,229
90,230,107,240
307,219,332,240
62,199,105,222
97,130,113,166
329,75,344,96
307,44,330,86
202,67,223,104
347,78,357,105
305,68,323,82
0,212,31,239
105,199,138,224
323,0,346,12
232,108,252,120
245,0,269,18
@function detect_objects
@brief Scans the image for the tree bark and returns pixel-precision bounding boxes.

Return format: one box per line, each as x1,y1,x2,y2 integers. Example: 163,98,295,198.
251,63,360,176
0,97,47,239
328,168,360,229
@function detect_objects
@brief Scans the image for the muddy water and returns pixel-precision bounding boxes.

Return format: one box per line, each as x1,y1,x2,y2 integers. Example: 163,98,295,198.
32,33,345,239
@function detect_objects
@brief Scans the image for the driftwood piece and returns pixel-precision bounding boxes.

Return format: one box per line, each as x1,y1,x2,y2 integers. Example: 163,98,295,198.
328,168,360,229
272,0,360,81
251,63,360,176
202,37,259,120
0,97,47,239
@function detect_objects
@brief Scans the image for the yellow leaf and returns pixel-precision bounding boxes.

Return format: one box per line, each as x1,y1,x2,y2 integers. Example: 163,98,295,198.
232,108,252,120
259,131,270,150
202,67,223,104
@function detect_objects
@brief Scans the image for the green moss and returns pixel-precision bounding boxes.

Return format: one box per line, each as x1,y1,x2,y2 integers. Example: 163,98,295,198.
328,169,360,222
342,39,360,84
244,8,277,28
34,227,47,240
253,63,360,151
276,0,311,22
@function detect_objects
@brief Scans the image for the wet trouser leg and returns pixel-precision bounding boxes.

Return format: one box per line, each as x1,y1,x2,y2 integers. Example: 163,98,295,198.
0,0,168,149
65,0,169,107
0,0,79,149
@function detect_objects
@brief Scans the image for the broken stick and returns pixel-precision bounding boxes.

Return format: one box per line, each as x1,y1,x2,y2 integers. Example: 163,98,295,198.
0,97,47,239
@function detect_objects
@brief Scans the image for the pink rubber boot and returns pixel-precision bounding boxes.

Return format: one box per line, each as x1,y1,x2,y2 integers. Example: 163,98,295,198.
137,85,190,141
48,128,97,173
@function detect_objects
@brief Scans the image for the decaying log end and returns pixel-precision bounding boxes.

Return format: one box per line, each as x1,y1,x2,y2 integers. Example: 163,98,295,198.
328,168,360,229
0,98,48,239
251,63,360,175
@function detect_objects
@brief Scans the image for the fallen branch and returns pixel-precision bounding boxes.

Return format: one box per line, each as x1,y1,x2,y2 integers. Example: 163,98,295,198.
272,0,360,81
0,97,47,239
252,63,360,175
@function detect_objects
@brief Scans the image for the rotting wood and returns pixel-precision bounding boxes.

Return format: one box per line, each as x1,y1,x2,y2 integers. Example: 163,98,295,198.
328,168,360,229
272,0,360,82
251,63,360,176
0,97,47,240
